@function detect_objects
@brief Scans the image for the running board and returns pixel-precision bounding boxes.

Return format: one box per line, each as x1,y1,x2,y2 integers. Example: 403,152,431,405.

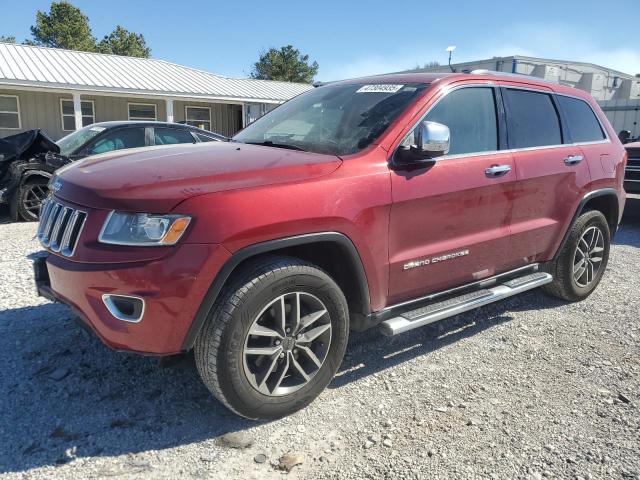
380,272,552,336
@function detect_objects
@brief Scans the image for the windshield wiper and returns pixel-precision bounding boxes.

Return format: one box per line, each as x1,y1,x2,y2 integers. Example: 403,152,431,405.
244,141,307,152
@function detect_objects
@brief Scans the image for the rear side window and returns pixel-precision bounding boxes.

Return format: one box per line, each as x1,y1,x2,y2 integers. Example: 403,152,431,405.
556,96,605,143
504,89,562,148
154,128,196,145
425,87,498,155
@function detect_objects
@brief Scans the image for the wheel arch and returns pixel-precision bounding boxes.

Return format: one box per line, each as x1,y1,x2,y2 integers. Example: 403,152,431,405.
21,169,53,184
553,188,620,260
182,232,371,351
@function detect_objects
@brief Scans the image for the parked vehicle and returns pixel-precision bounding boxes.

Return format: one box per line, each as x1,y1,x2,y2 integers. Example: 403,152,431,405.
623,141,640,193
33,72,626,419
0,121,226,221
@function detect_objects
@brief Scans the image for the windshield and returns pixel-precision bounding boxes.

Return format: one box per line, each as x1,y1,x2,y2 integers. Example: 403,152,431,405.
233,82,428,156
56,125,106,156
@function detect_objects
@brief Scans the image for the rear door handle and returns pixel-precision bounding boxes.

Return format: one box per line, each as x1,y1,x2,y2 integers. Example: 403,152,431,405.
564,154,584,166
485,165,511,177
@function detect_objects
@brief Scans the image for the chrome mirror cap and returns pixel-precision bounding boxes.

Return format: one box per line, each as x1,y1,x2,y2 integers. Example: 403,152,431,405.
416,121,450,157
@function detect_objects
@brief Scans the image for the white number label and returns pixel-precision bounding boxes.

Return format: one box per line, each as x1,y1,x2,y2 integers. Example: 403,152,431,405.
356,84,404,94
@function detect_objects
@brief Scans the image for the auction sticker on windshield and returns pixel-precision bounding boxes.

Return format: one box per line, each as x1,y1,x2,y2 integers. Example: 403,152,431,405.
356,84,404,93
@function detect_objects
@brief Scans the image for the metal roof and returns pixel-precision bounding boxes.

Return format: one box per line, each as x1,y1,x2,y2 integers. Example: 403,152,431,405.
0,43,313,103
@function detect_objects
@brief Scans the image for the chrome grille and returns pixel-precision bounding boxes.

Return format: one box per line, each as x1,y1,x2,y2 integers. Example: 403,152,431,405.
37,198,87,257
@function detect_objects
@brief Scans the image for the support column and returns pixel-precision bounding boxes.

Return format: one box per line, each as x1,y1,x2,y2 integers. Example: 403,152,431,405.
72,92,83,131
166,98,174,123
241,103,247,127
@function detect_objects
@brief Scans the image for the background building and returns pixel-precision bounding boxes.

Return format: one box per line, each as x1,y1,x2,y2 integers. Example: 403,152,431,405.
408,55,640,139
0,43,313,140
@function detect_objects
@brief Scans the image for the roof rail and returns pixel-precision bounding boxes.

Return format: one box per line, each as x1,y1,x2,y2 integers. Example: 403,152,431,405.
469,69,560,84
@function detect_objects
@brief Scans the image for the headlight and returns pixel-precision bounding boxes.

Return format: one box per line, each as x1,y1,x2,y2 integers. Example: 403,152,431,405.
99,212,191,246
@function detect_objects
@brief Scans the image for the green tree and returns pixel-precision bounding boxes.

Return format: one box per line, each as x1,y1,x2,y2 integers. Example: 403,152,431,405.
29,1,96,51
97,25,151,58
251,45,318,84
0,35,16,43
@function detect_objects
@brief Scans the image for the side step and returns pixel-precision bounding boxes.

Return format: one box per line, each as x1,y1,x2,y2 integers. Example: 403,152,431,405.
380,272,552,336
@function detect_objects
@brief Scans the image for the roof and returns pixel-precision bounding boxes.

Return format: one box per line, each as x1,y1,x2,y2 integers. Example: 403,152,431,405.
79,120,226,137
333,72,453,84
0,43,313,103
332,71,576,91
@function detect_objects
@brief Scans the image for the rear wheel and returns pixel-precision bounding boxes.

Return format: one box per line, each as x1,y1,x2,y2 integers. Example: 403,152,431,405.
544,210,610,301
194,256,349,419
12,177,49,222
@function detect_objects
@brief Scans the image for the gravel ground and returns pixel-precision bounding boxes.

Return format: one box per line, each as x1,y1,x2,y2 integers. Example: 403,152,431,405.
1,199,639,480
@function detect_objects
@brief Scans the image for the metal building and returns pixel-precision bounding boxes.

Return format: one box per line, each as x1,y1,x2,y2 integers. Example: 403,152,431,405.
408,55,640,138
0,43,313,140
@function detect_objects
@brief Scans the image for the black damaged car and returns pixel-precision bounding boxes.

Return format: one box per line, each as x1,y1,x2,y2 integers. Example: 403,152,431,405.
0,121,226,221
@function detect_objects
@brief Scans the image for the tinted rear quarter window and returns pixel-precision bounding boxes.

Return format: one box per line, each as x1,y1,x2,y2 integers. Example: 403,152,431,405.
557,96,605,143
504,89,562,148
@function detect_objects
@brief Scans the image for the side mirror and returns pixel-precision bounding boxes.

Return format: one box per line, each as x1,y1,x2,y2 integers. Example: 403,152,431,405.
619,130,631,144
394,121,450,168
416,121,450,157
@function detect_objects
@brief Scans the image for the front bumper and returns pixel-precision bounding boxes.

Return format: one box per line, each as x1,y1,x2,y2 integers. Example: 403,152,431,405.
34,244,230,355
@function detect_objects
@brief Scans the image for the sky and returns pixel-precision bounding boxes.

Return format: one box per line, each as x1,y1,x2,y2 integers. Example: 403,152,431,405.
1,0,639,81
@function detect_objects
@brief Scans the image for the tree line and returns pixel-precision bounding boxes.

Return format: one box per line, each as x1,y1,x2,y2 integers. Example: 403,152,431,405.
1,2,150,57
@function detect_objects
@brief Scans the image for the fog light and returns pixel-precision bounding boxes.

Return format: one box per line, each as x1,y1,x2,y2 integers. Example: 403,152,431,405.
102,294,145,323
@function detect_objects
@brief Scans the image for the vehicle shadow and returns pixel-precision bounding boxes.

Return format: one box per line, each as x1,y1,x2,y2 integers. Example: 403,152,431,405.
332,289,565,388
0,288,564,473
0,302,255,474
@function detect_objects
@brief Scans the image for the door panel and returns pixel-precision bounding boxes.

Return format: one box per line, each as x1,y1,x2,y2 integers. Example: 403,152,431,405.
388,151,516,305
509,145,590,262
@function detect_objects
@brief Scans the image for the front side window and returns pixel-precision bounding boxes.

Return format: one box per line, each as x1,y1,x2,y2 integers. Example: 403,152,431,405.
154,127,196,145
88,128,146,155
557,95,605,143
421,87,498,156
128,103,157,121
0,95,20,129
61,99,94,131
234,83,428,156
504,89,562,148
186,106,212,131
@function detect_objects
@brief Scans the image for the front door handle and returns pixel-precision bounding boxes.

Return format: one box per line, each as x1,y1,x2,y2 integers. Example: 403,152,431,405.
564,154,584,166
485,164,511,177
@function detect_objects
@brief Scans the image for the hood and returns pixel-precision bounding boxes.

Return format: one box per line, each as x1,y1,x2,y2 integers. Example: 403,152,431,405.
54,142,342,211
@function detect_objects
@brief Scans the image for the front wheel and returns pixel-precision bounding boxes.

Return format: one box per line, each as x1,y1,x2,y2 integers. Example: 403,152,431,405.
194,256,349,419
544,210,611,301
12,177,49,222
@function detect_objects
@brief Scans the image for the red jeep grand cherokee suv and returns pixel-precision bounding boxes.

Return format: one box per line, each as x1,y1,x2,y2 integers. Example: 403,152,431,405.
33,72,626,419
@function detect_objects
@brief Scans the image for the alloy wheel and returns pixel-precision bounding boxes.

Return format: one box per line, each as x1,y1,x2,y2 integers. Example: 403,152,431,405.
242,292,332,396
23,184,49,218
572,225,604,287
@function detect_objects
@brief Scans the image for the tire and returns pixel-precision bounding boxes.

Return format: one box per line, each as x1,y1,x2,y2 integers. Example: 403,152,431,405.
543,210,610,301
194,255,349,420
12,177,49,222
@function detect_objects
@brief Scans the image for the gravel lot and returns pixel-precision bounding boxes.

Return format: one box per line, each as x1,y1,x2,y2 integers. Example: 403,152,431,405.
1,199,639,480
